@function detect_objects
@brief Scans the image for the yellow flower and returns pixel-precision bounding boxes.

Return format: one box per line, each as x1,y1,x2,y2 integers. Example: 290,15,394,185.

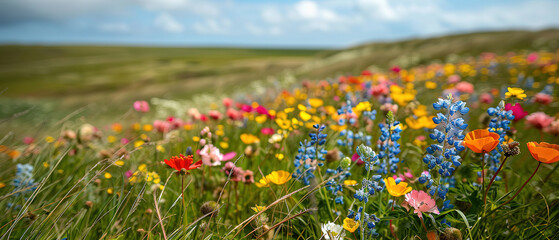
220,142,229,149
412,105,428,117
425,81,437,89
343,180,358,186
43,162,49,168
299,111,312,121
45,136,55,143
240,133,260,144
266,170,292,185
112,123,123,133
255,178,270,188
115,160,124,166
384,177,412,197
405,116,437,129
255,115,267,124
192,136,200,142
104,172,112,179
156,145,165,153
138,164,147,172
143,124,153,132
57,169,64,174
0,182,5,188
107,188,114,194
251,205,266,212
275,153,284,160
505,87,527,100
343,218,359,233
107,135,117,143
297,104,307,111
134,140,144,148
308,98,324,108
132,122,141,131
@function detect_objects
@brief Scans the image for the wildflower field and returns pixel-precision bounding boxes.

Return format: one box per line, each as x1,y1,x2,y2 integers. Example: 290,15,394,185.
1,48,559,239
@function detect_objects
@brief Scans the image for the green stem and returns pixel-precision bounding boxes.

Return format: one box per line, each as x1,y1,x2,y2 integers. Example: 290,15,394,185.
484,156,509,206
500,162,541,207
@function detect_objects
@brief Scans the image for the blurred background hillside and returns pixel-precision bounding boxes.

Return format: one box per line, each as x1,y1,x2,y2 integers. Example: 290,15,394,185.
1,0,558,137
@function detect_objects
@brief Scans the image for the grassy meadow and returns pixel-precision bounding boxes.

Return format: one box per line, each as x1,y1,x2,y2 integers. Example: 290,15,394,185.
0,30,558,239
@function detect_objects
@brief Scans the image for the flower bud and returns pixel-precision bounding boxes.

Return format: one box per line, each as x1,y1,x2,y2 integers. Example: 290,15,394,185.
341,157,352,168
440,227,462,240
200,201,219,217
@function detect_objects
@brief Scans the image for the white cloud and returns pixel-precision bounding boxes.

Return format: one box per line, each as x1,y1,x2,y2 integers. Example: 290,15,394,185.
154,13,184,33
140,0,220,17
193,19,231,34
261,8,283,23
98,22,130,33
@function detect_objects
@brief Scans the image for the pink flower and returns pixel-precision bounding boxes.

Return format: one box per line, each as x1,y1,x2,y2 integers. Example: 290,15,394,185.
370,84,389,97
455,81,474,94
526,112,555,130
243,170,255,184
533,93,552,105
222,152,237,161
448,75,461,84
226,108,243,121
221,161,244,182
199,144,223,166
544,119,559,135
404,190,440,219
479,93,493,104
223,98,234,108
526,53,538,63
380,103,398,114
23,137,34,145
153,120,171,133
403,169,414,179
361,70,372,76
505,103,528,121
333,95,340,101
261,128,274,135
351,153,365,165
125,170,134,178
133,101,149,112
208,110,222,120
391,66,401,74
120,138,130,145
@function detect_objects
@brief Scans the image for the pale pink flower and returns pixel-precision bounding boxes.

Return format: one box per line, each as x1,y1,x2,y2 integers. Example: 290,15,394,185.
222,98,234,108
243,170,255,184
380,103,398,114
525,112,555,130
200,144,223,166
447,75,461,84
153,120,170,133
533,93,553,105
405,190,440,219
133,101,149,112
544,119,559,135
222,152,237,161
455,81,474,94
222,161,244,182
479,93,493,104
187,108,202,120
120,138,130,145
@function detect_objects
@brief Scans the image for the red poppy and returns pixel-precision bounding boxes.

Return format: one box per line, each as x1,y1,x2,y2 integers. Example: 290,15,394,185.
164,154,202,174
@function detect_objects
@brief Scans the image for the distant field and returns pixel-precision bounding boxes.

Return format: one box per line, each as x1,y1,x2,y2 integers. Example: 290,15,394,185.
1,29,558,137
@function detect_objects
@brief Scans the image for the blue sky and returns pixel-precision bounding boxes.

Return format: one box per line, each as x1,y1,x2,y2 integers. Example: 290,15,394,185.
0,0,558,48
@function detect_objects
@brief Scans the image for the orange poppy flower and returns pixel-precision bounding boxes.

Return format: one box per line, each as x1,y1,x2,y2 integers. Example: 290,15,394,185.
463,129,500,153
384,177,412,197
527,142,559,164
164,154,202,174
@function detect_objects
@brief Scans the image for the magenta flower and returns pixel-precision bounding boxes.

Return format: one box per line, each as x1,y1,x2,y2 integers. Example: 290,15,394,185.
133,100,149,112
261,128,274,135
222,152,237,161
525,112,555,130
255,106,269,115
505,103,528,121
391,66,401,74
351,153,365,165
199,144,223,166
23,137,34,145
404,190,440,219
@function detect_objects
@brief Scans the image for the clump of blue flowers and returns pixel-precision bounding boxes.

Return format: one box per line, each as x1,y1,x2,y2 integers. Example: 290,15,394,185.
293,124,327,185
325,157,352,205
377,111,402,175
486,100,514,181
7,164,37,210
421,94,468,199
